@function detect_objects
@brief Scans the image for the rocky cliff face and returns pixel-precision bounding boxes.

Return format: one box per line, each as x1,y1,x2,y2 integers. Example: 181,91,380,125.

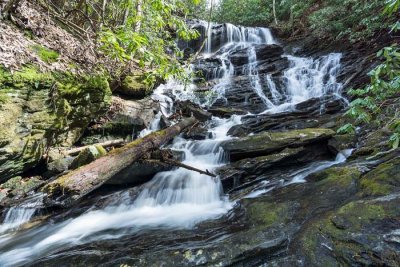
0,67,112,182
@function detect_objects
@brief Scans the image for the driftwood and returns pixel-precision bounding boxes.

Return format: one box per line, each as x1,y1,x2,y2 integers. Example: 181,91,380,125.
42,117,197,207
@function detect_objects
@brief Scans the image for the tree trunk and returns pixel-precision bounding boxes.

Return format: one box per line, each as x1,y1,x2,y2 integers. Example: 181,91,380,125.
273,0,278,25
42,117,197,207
134,0,142,32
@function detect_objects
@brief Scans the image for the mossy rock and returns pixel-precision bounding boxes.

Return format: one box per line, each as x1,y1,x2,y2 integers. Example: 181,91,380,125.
0,176,44,202
117,75,150,98
299,195,400,266
69,145,107,170
359,157,400,197
222,128,335,161
0,66,112,182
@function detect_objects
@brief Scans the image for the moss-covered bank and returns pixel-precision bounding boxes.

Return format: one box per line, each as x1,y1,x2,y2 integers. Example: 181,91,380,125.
0,66,112,182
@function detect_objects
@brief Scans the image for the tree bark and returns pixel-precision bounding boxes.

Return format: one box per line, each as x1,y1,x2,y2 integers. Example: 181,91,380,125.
273,0,278,25
134,0,142,32
42,117,197,207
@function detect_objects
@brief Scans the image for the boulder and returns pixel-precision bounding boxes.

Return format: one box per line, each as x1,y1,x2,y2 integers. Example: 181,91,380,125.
80,96,159,145
116,74,151,98
177,100,212,122
45,156,75,177
69,145,107,170
222,128,335,161
183,126,210,140
106,160,172,185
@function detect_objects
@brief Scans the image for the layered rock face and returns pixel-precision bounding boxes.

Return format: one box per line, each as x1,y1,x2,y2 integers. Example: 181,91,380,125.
0,68,112,182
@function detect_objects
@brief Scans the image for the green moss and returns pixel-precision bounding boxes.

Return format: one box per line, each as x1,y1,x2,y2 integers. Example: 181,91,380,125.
119,75,150,98
246,201,289,227
12,66,54,89
0,93,9,104
359,158,400,197
95,145,107,156
310,166,361,187
300,199,394,266
31,44,59,64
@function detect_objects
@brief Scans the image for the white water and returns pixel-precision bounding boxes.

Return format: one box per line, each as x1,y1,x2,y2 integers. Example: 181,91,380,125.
284,54,342,103
287,149,353,185
0,22,347,266
0,194,43,235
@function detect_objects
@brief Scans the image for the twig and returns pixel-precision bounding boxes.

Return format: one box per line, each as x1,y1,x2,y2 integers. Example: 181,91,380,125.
151,158,217,178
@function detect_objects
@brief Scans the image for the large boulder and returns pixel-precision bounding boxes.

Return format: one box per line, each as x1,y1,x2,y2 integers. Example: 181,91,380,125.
116,73,151,98
222,128,335,161
80,96,159,145
0,67,112,182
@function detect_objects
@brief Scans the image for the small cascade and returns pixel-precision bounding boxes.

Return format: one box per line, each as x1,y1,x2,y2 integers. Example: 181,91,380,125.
283,53,343,104
225,23,275,44
0,194,43,235
244,46,276,108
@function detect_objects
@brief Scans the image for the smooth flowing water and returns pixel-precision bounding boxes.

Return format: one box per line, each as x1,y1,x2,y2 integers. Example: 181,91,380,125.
0,22,347,266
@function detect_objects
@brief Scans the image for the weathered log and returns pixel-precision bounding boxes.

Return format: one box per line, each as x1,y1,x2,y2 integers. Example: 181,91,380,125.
42,117,197,207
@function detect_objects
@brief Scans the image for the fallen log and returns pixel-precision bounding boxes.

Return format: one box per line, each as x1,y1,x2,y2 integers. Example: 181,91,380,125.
42,117,197,207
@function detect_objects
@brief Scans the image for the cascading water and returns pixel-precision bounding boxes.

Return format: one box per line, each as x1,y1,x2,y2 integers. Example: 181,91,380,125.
283,53,343,104
0,21,348,266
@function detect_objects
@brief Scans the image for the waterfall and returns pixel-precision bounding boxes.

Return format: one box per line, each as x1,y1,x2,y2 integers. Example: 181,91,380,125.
0,21,347,267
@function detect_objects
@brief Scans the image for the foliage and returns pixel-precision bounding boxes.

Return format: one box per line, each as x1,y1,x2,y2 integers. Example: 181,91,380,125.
212,0,388,42
46,0,202,86
343,0,400,149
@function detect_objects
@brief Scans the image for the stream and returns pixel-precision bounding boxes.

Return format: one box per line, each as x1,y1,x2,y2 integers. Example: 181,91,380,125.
0,22,351,266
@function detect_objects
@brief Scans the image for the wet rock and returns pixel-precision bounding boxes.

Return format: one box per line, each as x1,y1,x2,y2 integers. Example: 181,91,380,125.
222,128,335,161
69,145,107,170
298,194,400,266
0,176,44,204
328,134,357,154
177,100,212,122
192,57,228,81
207,107,247,118
228,96,346,136
359,157,400,197
183,126,210,140
219,144,333,192
179,21,226,53
229,44,284,67
210,75,270,114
